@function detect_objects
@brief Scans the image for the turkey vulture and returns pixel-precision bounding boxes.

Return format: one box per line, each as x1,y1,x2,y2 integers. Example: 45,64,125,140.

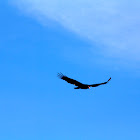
58,73,111,89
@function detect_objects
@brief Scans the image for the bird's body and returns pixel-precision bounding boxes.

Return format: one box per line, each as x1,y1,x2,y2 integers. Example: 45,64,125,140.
58,73,111,89
74,85,90,89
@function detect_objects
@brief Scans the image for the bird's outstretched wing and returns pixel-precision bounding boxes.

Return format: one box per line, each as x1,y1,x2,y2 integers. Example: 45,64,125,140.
90,77,111,87
58,73,84,86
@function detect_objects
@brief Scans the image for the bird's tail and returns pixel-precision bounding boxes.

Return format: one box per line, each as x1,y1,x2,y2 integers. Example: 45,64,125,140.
74,86,80,89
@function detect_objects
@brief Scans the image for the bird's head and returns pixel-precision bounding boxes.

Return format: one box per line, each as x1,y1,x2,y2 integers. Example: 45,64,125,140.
88,86,90,89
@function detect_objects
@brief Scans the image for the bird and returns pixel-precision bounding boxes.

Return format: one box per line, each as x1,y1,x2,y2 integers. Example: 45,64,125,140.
57,73,111,89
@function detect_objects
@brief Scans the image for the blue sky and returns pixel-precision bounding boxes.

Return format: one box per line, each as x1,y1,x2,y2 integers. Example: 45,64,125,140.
0,1,140,140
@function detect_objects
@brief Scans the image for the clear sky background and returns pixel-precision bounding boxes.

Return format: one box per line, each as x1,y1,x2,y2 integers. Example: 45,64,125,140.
0,0,140,140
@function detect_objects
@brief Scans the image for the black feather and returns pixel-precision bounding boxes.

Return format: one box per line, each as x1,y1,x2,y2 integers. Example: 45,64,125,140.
58,73,111,89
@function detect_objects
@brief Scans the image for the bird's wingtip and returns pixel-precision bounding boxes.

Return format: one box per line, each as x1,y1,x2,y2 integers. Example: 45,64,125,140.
57,72,64,78
108,77,111,81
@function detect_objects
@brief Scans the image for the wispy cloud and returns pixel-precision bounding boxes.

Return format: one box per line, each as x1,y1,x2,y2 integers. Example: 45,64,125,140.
12,0,140,65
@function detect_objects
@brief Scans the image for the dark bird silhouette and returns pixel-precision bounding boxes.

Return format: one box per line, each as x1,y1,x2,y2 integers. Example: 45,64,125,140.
58,73,111,89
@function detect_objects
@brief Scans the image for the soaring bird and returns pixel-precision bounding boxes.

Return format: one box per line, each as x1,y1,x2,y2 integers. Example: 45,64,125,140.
58,73,111,89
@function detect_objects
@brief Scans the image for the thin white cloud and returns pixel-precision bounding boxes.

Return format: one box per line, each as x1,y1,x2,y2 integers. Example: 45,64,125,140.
12,0,140,63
